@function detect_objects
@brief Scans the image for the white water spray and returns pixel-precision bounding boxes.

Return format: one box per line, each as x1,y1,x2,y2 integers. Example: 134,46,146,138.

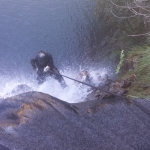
0,68,108,103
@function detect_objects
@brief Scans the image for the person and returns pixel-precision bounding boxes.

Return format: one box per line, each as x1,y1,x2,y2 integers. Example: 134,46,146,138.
30,50,67,88
76,70,93,84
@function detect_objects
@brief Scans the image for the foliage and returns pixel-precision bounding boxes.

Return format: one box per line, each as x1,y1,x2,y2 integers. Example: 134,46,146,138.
120,46,150,99
91,0,150,73
129,46,150,83
94,0,150,98
116,50,124,74
95,0,150,36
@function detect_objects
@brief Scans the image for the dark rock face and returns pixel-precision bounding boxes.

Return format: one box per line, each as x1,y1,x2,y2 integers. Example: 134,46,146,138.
0,92,150,150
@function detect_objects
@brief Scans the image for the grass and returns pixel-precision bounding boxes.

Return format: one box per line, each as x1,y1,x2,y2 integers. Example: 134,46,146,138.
120,46,150,99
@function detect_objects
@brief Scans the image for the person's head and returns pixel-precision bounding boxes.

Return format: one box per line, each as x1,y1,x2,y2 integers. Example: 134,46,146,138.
80,70,89,76
38,51,46,65
38,50,45,57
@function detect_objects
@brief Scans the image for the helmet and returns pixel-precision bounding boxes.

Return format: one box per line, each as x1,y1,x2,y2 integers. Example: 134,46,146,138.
38,51,46,66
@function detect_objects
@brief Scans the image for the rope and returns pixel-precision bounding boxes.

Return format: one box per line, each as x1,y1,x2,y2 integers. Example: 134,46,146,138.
59,71,150,118
45,69,150,118
48,70,129,100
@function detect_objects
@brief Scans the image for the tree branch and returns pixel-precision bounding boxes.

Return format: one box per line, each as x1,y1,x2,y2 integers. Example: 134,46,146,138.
111,10,137,19
127,32,150,36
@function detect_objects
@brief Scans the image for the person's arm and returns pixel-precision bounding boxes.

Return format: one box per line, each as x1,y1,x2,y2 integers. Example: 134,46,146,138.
30,57,38,70
46,53,54,68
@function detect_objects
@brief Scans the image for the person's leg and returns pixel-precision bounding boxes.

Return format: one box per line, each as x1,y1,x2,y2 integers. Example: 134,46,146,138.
37,74,46,84
54,73,68,88
51,68,68,88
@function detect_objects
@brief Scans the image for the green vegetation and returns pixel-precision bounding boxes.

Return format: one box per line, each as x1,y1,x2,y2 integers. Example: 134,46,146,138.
94,0,150,69
94,0,150,99
120,46,150,99
116,50,124,74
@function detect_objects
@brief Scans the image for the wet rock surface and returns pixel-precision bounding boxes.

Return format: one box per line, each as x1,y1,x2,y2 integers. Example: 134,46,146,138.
0,91,150,150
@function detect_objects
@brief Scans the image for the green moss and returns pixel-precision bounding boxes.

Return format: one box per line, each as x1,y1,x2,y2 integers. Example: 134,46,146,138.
130,47,150,83
120,46,150,99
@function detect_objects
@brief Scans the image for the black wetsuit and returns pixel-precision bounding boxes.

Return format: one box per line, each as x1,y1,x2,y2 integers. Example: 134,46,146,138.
31,52,67,88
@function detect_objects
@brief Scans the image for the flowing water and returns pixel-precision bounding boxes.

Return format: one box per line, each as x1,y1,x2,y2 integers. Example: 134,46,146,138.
0,0,110,102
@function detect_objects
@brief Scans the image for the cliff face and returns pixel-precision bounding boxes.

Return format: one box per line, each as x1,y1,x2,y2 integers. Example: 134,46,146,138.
93,0,150,94
91,0,150,69
0,91,150,150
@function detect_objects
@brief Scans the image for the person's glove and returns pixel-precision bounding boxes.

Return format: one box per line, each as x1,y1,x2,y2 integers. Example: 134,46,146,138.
44,66,50,72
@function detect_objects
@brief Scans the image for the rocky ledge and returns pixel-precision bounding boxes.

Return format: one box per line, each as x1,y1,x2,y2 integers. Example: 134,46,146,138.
0,91,150,150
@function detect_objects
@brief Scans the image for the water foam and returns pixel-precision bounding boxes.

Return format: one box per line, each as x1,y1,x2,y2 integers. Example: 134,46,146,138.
0,68,108,103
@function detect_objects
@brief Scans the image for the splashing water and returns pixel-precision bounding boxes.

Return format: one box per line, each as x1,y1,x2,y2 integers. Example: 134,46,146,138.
0,68,108,103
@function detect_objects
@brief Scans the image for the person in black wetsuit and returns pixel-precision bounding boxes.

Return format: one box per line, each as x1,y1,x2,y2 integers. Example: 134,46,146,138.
30,51,67,88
